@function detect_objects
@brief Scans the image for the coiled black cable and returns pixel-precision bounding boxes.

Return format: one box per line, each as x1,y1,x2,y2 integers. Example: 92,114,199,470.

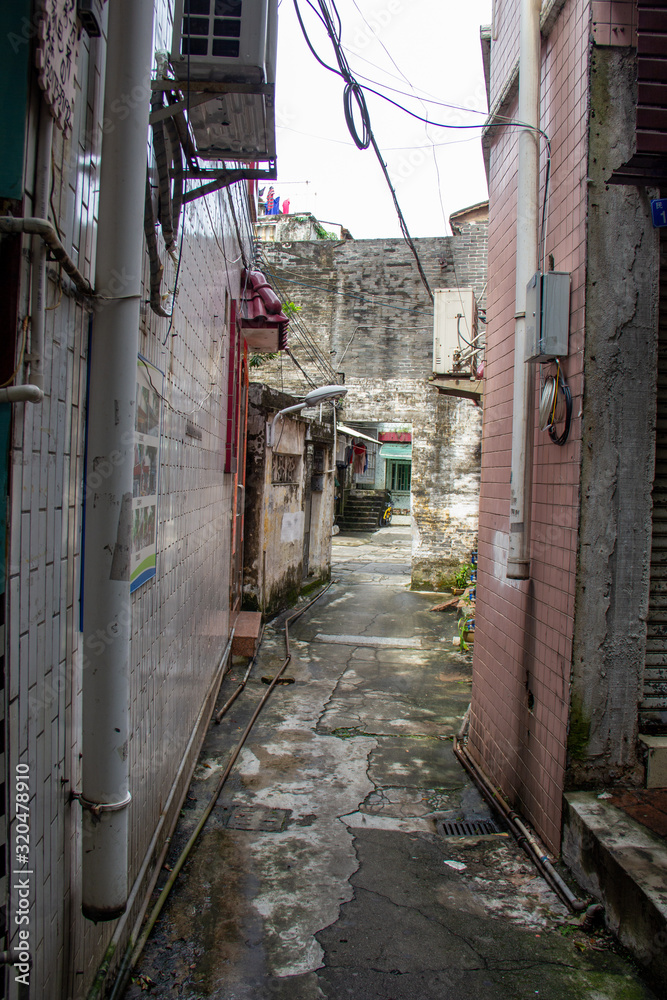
344,80,371,149
547,373,572,446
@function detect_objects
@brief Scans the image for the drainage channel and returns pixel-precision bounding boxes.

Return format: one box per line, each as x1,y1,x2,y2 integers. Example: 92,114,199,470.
436,818,503,837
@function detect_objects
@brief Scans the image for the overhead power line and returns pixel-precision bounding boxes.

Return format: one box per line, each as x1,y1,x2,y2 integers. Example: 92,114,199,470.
293,0,434,302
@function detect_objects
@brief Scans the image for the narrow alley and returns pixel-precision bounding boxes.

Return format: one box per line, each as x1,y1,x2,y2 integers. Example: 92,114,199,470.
123,528,657,1000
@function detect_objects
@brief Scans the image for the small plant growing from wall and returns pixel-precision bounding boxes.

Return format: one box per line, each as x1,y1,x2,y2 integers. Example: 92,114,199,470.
453,563,472,589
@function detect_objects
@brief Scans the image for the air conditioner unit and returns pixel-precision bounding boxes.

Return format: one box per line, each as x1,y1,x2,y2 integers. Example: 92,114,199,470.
433,288,478,375
170,0,278,162
171,0,277,84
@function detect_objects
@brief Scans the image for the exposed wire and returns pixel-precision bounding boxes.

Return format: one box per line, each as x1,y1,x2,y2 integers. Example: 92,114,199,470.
277,122,481,150
255,258,428,314
547,361,572,447
255,247,339,382
349,0,448,238
293,0,433,301
203,194,243,265
162,11,194,345
285,347,317,388
45,266,64,311
540,140,552,274
49,147,63,240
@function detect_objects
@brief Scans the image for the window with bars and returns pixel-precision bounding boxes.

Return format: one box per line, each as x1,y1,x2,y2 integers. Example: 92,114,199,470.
179,0,243,59
386,460,411,493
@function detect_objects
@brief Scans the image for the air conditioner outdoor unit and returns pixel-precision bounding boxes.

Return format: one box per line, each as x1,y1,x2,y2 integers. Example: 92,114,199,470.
169,0,278,162
171,0,277,84
433,288,478,375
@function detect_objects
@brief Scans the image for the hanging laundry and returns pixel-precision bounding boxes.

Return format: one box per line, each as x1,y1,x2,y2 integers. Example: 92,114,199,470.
353,443,366,475
345,445,353,466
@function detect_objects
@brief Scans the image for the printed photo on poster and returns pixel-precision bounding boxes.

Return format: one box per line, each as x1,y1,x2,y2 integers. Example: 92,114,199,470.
131,356,163,592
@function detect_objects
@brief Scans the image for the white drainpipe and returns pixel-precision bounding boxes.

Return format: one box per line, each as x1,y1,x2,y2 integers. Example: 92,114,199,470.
507,0,541,580
0,386,43,404
81,0,155,921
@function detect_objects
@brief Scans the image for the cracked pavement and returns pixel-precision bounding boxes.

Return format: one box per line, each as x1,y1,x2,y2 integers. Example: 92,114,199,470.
124,526,658,1000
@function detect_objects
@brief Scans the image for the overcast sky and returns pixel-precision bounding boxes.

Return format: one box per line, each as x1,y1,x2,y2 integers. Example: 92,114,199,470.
273,0,493,239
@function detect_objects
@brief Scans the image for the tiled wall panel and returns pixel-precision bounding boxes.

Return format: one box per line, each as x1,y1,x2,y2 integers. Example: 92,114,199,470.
4,1,253,995
470,0,590,852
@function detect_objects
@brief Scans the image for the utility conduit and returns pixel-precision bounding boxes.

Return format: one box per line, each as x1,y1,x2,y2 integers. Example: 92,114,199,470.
81,0,156,922
214,624,265,723
0,217,95,297
507,0,541,580
86,631,235,1000
453,718,586,912
0,386,43,404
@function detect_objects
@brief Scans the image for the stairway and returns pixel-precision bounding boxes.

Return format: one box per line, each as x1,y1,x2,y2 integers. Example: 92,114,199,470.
337,489,391,531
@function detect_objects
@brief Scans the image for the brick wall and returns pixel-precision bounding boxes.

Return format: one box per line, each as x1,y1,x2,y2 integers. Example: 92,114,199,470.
257,228,487,585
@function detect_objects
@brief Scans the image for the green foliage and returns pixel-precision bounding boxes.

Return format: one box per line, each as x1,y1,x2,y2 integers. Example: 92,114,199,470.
454,563,473,589
457,609,474,652
282,300,301,317
457,616,469,652
248,352,278,369
314,222,338,240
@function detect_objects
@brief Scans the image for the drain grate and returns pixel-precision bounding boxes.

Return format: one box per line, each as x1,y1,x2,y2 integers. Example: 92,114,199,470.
216,804,291,832
437,818,501,837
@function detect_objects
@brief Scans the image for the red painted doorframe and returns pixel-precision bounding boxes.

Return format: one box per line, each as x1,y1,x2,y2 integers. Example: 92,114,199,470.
226,302,249,616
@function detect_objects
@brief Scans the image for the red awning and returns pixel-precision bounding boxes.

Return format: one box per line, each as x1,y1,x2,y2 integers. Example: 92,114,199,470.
239,269,289,352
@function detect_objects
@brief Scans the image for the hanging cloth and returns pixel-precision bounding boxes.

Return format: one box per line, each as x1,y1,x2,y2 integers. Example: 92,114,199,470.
353,443,366,475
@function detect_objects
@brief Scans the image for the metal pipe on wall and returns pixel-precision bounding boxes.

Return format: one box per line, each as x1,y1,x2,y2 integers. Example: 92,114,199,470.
81,0,155,921
507,0,541,580
0,386,43,404
0,218,94,296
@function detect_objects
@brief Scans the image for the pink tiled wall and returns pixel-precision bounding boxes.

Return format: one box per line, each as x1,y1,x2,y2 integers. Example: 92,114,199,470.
469,0,590,853
591,0,637,45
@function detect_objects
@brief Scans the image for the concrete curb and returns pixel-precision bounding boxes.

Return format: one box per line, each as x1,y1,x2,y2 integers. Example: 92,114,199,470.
563,791,667,992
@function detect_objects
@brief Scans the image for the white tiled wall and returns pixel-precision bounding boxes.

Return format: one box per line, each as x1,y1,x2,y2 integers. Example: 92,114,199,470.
5,2,254,995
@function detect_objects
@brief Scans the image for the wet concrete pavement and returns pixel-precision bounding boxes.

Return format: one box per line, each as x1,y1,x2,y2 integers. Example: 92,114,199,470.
124,526,659,1000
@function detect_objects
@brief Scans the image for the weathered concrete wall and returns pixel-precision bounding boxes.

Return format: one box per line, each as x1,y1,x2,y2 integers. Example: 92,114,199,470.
343,378,481,587
305,440,335,583
259,229,486,585
244,384,334,614
255,212,347,242
569,46,660,786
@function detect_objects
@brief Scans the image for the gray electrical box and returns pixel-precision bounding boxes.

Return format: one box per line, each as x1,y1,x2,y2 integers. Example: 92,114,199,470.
526,271,570,362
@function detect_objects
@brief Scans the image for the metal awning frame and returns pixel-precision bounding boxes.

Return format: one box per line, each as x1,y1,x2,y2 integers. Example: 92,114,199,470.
149,79,277,204
336,423,378,445
428,375,483,403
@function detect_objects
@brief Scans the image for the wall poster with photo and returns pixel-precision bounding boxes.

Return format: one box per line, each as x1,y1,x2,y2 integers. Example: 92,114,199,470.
131,356,163,592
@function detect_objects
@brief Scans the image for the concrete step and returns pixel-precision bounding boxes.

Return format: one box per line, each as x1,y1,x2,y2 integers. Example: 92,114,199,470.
563,791,667,991
232,611,262,657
